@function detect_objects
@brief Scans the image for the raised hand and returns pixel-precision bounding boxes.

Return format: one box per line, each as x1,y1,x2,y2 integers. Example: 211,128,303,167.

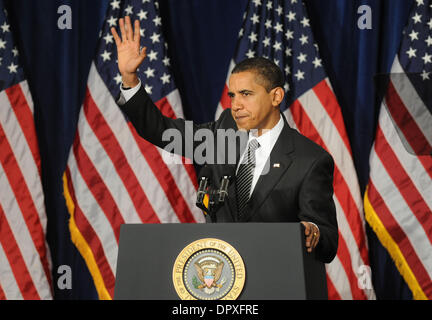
111,16,146,88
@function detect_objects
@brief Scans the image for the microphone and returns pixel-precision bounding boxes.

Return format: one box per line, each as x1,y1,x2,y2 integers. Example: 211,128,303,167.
218,165,236,203
196,165,211,209
195,164,235,223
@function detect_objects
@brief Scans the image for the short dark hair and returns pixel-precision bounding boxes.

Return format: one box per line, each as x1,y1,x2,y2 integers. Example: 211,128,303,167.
231,57,285,92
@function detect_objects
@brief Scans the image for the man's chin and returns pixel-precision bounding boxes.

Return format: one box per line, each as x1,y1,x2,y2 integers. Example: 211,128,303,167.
236,125,249,132
235,120,250,131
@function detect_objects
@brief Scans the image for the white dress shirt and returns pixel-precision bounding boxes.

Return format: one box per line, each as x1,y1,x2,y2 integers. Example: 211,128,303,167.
119,79,142,104
236,114,284,198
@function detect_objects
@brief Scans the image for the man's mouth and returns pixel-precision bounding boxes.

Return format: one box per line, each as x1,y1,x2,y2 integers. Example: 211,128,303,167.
235,115,249,121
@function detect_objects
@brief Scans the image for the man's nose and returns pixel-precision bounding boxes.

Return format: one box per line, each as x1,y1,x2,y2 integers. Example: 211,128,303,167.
231,98,243,111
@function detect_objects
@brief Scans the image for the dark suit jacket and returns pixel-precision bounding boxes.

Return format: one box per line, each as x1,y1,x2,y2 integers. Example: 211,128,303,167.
120,86,338,263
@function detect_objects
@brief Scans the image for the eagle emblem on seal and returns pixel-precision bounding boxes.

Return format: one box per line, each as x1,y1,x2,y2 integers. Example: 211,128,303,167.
193,256,226,295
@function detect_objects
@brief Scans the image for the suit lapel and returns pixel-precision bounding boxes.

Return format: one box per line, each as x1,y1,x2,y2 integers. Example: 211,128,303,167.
226,179,238,221
239,115,295,222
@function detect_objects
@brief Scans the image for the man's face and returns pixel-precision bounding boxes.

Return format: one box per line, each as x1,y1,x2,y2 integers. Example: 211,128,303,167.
228,71,282,134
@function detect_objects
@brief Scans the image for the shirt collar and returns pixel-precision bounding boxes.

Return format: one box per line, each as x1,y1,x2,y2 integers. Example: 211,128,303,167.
248,113,284,147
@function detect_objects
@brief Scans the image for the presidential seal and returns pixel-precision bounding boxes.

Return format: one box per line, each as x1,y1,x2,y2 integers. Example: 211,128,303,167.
172,238,245,300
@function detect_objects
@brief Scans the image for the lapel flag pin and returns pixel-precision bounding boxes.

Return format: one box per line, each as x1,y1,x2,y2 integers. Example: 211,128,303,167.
273,163,280,168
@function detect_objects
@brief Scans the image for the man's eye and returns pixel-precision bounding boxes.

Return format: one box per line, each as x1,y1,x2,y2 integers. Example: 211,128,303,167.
242,92,250,96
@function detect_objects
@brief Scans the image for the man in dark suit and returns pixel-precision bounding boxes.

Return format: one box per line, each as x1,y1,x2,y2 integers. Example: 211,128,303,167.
111,16,338,263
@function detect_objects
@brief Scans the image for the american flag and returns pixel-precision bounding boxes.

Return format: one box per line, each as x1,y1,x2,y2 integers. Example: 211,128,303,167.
63,0,204,299
217,0,375,299
364,0,432,300
0,2,52,299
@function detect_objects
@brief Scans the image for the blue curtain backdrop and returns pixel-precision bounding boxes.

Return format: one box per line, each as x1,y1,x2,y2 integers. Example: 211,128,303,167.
5,0,414,299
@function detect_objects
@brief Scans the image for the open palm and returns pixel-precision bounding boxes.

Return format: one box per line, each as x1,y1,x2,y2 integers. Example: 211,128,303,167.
111,16,146,79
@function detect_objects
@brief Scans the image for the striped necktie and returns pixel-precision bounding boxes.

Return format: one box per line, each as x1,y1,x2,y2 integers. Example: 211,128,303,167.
236,139,260,218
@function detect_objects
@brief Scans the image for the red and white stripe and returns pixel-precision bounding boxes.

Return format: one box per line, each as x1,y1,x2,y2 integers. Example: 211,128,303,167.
0,81,52,300
216,64,375,299
366,57,432,299
65,63,204,299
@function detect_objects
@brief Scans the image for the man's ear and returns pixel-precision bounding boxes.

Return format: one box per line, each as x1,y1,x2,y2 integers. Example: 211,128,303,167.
271,87,285,106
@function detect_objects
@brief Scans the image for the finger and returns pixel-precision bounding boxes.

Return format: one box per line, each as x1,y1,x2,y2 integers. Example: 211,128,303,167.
312,237,319,250
305,233,313,248
301,221,311,236
312,232,320,249
111,27,122,47
310,225,316,239
125,16,133,42
308,228,319,252
139,46,147,59
119,18,127,41
136,47,147,65
305,223,312,236
310,228,319,249
307,238,313,252
133,19,140,42
308,225,318,250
